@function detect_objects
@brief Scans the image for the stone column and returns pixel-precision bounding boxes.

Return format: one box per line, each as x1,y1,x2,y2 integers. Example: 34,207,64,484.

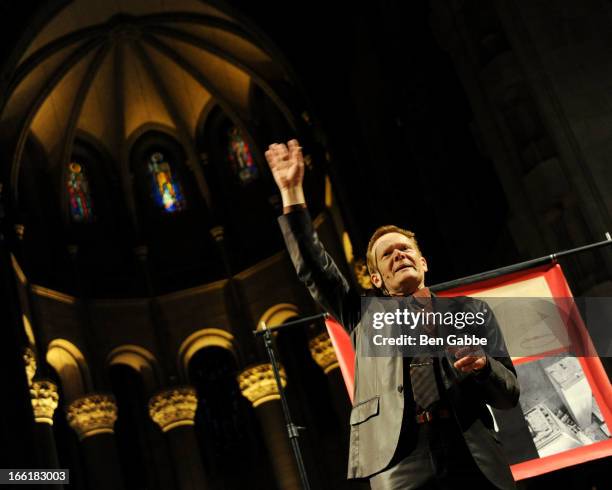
25,347,63,485
238,363,300,490
66,394,125,490
148,386,208,490
29,379,63,474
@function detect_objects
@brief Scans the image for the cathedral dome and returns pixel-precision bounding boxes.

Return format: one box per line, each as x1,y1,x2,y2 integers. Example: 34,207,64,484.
2,0,324,295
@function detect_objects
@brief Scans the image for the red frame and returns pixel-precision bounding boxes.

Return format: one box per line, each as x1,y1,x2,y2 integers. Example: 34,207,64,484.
325,264,612,480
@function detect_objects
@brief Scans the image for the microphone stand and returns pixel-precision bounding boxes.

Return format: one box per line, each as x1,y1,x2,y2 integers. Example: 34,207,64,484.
253,312,328,490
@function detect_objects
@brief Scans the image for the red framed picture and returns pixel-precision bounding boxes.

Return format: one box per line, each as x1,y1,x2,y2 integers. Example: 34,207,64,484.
326,264,612,480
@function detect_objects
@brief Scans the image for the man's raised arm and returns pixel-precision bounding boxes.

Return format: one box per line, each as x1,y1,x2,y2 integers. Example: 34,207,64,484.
265,140,359,330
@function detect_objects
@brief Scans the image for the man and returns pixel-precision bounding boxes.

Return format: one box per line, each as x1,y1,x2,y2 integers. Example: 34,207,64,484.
265,139,519,489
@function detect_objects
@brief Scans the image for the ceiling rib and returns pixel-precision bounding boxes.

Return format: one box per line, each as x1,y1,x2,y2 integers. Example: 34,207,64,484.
140,33,250,137
11,38,105,203
112,41,140,232
134,11,293,82
152,25,296,131
9,24,107,97
13,11,264,99
135,13,256,44
60,44,111,175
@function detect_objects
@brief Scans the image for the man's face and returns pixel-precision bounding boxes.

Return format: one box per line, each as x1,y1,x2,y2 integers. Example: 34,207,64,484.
370,232,428,296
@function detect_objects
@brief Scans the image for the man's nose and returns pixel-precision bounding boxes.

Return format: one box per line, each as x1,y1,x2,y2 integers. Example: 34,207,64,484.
392,249,406,261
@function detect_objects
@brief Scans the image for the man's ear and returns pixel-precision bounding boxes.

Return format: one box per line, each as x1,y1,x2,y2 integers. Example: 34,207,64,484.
420,256,428,272
371,272,382,289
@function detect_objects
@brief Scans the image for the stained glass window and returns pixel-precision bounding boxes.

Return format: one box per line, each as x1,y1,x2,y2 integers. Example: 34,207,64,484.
147,151,187,213
227,127,257,184
67,162,94,223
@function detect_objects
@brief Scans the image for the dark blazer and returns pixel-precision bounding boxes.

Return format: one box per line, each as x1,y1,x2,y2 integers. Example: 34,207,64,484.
279,209,520,489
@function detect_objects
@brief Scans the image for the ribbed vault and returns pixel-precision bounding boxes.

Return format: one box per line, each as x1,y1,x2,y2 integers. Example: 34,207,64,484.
0,0,327,296
2,0,295,198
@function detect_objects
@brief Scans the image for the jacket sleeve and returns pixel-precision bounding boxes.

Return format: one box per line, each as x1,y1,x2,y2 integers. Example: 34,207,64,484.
472,299,521,409
278,208,360,332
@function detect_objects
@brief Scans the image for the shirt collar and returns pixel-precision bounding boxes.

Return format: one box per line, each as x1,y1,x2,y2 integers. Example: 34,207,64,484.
409,286,433,309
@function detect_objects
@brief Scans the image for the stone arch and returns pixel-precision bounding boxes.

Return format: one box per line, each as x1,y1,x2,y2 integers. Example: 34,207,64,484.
256,303,299,330
106,344,161,394
46,339,92,403
177,328,235,382
125,122,183,155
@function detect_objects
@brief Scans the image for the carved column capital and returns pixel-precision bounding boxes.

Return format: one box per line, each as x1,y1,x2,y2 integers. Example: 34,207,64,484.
210,226,224,243
353,258,373,290
15,223,25,240
23,347,37,385
148,386,198,432
308,332,339,374
30,380,59,425
66,394,118,440
238,363,287,408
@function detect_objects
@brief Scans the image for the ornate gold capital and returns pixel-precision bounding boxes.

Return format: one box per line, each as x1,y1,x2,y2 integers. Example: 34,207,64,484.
66,394,117,440
23,347,37,385
354,259,373,290
309,332,339,374
30,380,59,425
148,386,198,432
210,226,224,242
15,223,25,240
237,363,287,408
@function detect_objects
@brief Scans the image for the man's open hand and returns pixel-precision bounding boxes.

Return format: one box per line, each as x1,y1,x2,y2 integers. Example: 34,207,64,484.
265,140,304,192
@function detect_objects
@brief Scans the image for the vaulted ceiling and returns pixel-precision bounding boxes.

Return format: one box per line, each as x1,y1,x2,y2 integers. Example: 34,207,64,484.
0,0,325,296
2,0,295,190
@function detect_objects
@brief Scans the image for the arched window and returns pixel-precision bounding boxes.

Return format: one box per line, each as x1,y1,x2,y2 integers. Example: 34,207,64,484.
227,126,257,184
147,151,187,213
67,161,94,223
